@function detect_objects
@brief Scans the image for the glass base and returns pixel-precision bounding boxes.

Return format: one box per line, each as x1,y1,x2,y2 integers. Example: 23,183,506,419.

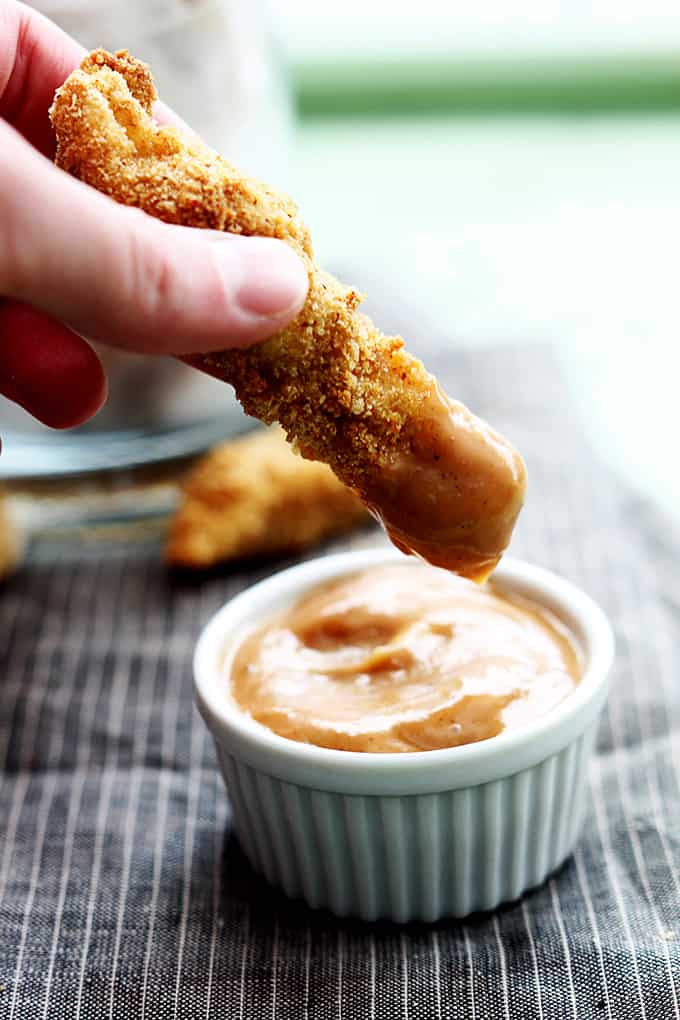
0,413,244,480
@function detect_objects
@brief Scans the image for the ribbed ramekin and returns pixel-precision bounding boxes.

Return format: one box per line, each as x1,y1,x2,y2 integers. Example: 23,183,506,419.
194,550,614,922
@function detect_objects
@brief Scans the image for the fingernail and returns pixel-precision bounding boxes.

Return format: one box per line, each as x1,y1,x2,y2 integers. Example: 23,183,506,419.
213,235,308,320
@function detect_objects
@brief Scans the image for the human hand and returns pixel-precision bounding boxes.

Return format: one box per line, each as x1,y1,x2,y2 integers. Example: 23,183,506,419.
0,2,308,430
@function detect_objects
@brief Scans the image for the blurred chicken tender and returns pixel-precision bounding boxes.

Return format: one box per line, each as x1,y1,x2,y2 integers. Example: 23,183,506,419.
0,494,22,580
166,428,368,568
51,50,526,581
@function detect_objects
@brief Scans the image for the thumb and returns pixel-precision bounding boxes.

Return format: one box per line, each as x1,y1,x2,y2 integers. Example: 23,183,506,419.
0,121,309,355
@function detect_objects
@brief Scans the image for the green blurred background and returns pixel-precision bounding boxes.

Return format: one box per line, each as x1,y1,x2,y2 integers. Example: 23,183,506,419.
6,1,679,530
278,0,680,522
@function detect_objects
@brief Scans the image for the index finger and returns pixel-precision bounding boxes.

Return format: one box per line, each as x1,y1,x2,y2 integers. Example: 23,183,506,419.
0,1,84,157
0,3,187,158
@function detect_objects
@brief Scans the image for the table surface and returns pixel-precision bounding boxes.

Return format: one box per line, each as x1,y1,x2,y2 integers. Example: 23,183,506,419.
291,112,680,522
1,342,678,1018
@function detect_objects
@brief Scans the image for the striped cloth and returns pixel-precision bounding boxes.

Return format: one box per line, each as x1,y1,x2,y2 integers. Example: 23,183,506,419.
0,344,678,1018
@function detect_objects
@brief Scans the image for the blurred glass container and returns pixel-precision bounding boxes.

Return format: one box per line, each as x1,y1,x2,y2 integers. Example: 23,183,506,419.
2,0,291,480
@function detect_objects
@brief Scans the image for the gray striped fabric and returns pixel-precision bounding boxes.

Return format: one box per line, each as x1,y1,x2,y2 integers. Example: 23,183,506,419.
1,344,678,1018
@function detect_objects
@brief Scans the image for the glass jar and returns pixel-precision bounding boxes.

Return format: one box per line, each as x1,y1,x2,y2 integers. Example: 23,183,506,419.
1,0,291,479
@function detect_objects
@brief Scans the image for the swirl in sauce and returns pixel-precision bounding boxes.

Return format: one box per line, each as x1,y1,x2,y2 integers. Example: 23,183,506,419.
230,565,580,753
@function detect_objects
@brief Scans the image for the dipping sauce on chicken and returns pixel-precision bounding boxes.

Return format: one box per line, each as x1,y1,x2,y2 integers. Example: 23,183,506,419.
230,565,580,753
362,384,527,581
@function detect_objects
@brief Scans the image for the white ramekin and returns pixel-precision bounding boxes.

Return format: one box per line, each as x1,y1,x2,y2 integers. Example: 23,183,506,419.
194,550,614,922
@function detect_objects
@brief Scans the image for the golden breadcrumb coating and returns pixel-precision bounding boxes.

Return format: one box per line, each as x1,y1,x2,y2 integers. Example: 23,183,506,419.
50,50,526,579
166,427,368,568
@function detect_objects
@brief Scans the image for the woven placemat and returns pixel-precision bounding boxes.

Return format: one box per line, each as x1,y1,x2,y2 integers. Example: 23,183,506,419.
1,342,678,1019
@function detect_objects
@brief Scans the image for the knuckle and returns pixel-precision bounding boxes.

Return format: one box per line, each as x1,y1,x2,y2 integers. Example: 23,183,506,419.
123,219,179,330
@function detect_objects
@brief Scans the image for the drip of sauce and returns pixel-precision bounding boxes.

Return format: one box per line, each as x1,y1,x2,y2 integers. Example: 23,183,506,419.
230,564,580,753
362,385,527,581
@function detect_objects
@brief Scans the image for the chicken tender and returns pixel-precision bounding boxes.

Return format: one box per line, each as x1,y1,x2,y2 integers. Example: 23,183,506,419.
50,50,527,580
0,493,22,580
166,427,368,568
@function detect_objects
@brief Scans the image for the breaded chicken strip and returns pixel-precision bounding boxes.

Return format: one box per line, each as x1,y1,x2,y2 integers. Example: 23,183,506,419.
50,50,526,580
166,427,368,568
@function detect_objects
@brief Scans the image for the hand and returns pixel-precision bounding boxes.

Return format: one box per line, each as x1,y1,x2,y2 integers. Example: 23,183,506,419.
0,2,308,430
